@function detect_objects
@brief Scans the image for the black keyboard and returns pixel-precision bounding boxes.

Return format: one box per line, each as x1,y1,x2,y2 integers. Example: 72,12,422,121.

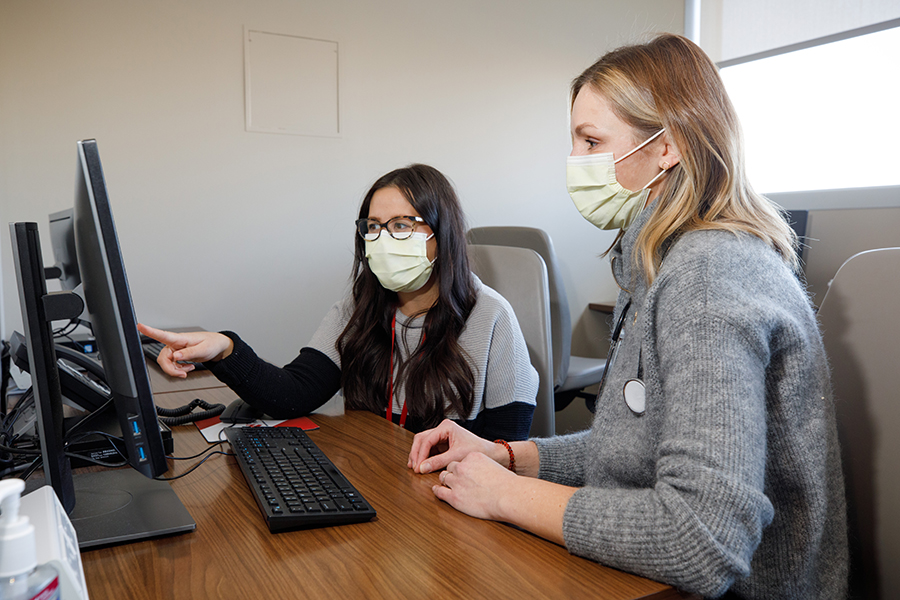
141,339,207,371
224,426,376,532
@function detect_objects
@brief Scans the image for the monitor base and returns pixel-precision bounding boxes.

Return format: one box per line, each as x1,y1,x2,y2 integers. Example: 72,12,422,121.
27,468,195,549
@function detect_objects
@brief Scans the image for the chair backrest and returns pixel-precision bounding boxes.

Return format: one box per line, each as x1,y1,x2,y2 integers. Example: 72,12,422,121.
467,227,570,390
467,244,554,438
817,247,900,599
784,208,809,265
803,207,900,307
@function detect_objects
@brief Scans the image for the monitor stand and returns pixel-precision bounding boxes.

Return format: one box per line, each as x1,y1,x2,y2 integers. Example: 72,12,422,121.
26,469,195,549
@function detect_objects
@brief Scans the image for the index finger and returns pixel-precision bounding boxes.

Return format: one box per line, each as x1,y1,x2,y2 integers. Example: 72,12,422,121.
408,432,430,470
156,344,190,378
137,323,184,346
410,429,458,474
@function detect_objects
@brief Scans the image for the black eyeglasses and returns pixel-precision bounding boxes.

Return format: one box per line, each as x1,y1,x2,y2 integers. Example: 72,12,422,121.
355,216,427,241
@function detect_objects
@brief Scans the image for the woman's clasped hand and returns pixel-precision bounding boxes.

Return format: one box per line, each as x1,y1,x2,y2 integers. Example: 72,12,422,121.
409,420,518,519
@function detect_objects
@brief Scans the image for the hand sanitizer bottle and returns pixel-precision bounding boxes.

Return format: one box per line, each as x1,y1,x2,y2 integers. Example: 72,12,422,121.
0,480,60,600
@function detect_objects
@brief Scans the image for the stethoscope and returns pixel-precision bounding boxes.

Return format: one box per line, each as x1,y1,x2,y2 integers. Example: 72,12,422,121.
596,296,647,416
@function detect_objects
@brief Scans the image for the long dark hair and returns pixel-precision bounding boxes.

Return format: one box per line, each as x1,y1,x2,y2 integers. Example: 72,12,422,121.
337,164,477,428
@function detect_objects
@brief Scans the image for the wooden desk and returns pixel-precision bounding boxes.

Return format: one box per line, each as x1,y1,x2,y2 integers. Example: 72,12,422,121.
146,359,227,395
81,387,688,599
145,327,229,395
588,302,616,314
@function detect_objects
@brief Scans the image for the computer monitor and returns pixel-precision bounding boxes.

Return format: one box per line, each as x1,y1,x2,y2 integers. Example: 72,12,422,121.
73,139,167,479
10,139,195,548
47,208,81,291
11,222,78,512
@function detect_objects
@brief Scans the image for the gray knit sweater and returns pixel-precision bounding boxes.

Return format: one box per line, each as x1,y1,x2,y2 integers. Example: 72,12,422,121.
534,207,848,598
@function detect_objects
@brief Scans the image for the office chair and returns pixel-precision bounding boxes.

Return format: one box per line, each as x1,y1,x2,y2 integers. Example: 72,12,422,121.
467,227,605,412
467,244,554,438
783,208,809,265
817,247,900,599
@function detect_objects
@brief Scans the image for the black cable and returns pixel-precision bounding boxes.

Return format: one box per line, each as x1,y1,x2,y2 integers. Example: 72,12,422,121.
153,426,235,481
1,386,32,427
63,426,130,468
2,389,35,437
65,429,122,446
63,450,128,469
167,439,229,461
4,437,40,457
154,450,234,481
68,419,233,474
65,429,126,456
19,456,43,480
2,426,130,473
0,462,33,479
57,333,88,353
13,449,127,478
63,397,115,442
0,442,41,456
1,390,36,471
7,391,233,482
52,319,80,339
156,398,225,426
1,339,10,416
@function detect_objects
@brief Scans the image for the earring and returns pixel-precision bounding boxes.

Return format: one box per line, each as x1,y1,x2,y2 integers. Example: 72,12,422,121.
661,162,670,170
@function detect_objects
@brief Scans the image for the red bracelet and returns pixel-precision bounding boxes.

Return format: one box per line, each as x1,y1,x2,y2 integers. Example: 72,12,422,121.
494,439,516,473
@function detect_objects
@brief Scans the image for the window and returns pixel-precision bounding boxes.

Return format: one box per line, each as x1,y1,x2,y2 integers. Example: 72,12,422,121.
719,23,900,194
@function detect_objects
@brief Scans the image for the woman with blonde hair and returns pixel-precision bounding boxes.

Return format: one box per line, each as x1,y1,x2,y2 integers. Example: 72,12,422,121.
408,34,847,598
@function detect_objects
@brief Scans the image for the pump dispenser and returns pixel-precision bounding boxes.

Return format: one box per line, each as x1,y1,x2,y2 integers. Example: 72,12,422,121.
0,480,60,600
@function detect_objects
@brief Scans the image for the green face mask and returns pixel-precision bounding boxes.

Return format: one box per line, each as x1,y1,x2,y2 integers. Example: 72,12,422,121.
566,128,668,231
365,231,436,293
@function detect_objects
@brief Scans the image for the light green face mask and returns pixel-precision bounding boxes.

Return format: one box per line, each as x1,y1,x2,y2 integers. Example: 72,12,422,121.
365,231,436,293
566,128,668,231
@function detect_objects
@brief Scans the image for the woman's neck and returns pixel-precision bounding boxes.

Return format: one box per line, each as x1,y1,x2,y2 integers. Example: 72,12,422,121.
396,276,439,317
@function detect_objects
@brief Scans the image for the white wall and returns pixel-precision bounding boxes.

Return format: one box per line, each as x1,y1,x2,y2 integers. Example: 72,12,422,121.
0,0,683,363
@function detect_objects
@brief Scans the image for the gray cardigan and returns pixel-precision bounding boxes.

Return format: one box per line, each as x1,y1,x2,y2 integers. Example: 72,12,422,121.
534,207,848,598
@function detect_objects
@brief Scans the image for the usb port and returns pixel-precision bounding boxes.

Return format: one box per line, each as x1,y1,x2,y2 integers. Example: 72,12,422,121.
129,417,141,438
137,446,147,462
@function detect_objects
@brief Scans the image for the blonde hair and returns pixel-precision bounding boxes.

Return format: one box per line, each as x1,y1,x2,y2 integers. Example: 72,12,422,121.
572,34,797,284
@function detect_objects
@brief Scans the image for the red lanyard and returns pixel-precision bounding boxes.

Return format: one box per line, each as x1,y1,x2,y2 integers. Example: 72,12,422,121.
386,311,409,428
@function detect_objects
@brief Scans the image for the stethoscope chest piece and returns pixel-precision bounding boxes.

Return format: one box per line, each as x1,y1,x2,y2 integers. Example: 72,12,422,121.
623,379,646,416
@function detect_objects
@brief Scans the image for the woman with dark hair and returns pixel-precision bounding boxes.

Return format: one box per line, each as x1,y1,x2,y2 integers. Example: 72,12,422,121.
140,164,537,440
407,34,847,598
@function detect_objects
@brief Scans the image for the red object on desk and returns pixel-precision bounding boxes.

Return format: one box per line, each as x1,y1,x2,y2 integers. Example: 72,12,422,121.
275,417,319,431
193,415,320,431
